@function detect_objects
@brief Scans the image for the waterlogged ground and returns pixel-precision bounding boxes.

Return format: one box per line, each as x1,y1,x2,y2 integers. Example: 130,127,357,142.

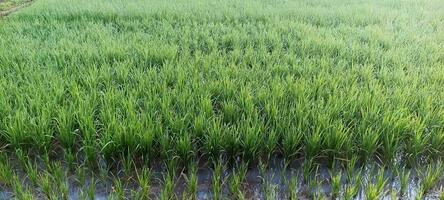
1,157,443,199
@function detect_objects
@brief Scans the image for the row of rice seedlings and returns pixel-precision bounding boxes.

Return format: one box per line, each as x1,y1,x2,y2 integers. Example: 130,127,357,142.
0,57,442,169
4,152,444,199
4,86,441,169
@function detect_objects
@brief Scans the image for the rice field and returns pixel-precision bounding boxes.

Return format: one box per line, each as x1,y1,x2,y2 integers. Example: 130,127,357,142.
0,0,444,199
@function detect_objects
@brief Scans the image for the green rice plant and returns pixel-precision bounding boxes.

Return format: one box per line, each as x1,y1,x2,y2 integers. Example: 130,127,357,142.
353,170,363,192
0,157,14,186
404,123,430,165
416,186,424,200
229,163,248,200
264,130,278,159
38,171,55,199
419,160,443,194
42,151,51,171
59,180,69,200
121,152,135,177
12,176,34,200
14,148,28,169
304,126,323,159
75,166,87,188
439,188,444,200
136,168,151,199
63,149,76,171
281,128,303,159
306,173,319,198
343,184,359,200
87,177,96,200
379,113,408,164
239,117,264,161
398,167,410,196
160,158,178,200
212,161,225,200
390,189,398,200
288,171,298,200
365,168,387,200
23,159,39,187
184,165,198,200
345,156,358,184
158,132,173,161
75,95,98,166
323,121,352,164
111,178,125,200
303,158,317,184
175,133,194,167
160,173,175,200
329,169,341,199
54,105,77,151
204,118,224,160
49,162,64,186
359,128,380,164
46,162,69,200
264,182,278,200
430,131,444,158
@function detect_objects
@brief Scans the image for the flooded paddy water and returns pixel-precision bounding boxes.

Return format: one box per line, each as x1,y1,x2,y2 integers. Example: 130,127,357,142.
1,156,443,200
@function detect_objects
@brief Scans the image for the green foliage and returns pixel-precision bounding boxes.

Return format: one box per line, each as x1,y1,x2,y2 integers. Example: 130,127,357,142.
0,0,442,167
0,0,443,198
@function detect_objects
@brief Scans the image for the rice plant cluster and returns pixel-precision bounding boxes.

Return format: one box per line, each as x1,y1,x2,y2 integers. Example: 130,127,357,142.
0,0,444,198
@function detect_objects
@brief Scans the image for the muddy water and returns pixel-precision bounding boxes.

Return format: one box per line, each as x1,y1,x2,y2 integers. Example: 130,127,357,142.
67,165,439,199
1,161,442,199
0,190,11,200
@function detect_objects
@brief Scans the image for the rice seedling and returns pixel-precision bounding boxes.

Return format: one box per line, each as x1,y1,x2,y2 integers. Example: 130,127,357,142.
160,158,179,200
22,159,38,187
365,168,387,200
135,168,151,199
345,156,358,183
416,186,424,200
87,177,96,200
183,166,198,200
111,178,125,200
419,160,443,194
38,170,54,199
63,149,76,171
12,176,34,200
440,188,444,200
306,166,320,198
264,182,278,200
302,160,311,184
160,173,176,200
229,163,247,200
359,128,379,164
329,169,341,199
212,160,226,200
390,188,397,200
74,166,87,188
121,152,135,177
59,180,69,200
343,184,359,200
287,172,298,200
0,157,14,187
398,167,410,196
